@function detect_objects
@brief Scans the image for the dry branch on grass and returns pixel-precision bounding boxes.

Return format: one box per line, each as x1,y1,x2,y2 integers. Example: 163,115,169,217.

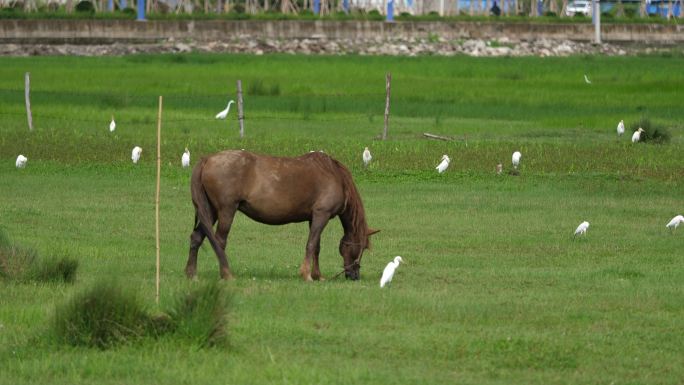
422,132,454,141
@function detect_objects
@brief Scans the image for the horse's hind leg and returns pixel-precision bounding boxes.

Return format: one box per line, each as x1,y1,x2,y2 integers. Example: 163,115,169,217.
185,211,216,280
215,205,238,280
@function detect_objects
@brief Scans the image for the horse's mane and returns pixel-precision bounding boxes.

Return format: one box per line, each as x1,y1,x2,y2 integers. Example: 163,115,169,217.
307,152,370,248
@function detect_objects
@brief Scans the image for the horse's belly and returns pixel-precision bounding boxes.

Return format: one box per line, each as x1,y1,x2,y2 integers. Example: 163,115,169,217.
238,201,311,225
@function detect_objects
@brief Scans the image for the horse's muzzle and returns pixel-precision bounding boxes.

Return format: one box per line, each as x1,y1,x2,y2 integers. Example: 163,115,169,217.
345,270,360,280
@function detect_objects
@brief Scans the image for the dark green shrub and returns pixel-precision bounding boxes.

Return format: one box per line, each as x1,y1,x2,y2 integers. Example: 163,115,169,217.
629,118,671,144
75,0,95,13
231,2,245,13
623,6,637,18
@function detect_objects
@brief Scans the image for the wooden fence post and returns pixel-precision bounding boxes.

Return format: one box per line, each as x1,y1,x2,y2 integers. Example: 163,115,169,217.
382,72,391,140
25,72,33,131
237,80,245,138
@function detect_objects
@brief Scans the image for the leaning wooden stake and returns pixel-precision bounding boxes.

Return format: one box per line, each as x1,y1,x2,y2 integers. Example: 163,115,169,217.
25,72,33,131
382,72,391,140
237,80,245,138
423,132,453,141
155,95,162,305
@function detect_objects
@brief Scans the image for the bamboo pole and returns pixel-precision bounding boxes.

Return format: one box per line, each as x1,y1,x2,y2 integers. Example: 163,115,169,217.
594,0,601,44
382,72,391,140
237,80,245,138
155,96,162,305
25,72,33,131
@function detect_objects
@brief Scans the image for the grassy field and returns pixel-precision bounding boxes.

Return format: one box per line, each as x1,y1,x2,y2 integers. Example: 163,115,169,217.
0,53,683,384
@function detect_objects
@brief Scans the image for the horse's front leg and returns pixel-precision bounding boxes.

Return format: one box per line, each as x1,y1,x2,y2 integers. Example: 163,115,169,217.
311,236,324,281
301,215,328,281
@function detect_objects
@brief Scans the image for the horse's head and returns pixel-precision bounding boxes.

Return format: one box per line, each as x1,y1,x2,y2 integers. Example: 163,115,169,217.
339,228,380,280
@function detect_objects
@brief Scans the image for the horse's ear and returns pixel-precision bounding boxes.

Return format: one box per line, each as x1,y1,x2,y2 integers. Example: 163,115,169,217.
367,228,381,236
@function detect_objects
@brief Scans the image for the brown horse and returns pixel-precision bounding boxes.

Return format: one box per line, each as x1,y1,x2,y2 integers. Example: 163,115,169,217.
186,150,379,281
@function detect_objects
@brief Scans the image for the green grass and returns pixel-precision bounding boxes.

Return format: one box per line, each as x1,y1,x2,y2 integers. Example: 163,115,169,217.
0,53,683,384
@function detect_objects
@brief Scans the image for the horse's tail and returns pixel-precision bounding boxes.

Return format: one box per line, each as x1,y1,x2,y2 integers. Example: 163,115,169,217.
191,158,228,262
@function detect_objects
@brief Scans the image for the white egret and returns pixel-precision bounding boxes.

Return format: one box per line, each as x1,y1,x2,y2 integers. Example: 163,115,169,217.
584,74,592,84
574,221,590,237
362,147,372,168
215,100,235,119
616,120,624,136
15,155,27,169
380,256,404,288
631,128,644,143
109,116,116,132
436,155,450,174
131,146,143,164
512,151,522,170
181,148,190,168
666,215,684,232
496,163,503,175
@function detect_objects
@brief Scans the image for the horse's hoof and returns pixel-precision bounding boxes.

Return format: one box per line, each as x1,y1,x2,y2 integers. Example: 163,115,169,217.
185,269,197,280
220,269,234,280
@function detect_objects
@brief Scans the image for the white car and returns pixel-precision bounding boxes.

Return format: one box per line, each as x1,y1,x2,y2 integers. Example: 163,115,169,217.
566,0,592,16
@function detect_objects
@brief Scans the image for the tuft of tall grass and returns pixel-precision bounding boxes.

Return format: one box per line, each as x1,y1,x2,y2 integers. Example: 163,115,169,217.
0,230,39,280
52,281,231,349
0,229,78,283
53,282,151,349
629,118,671,144
166,281,232,348
247,79,281,96
26,257,79,283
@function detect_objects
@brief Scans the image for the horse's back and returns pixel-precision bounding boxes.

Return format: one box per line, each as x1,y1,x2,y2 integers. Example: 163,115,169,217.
199,150,346,224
